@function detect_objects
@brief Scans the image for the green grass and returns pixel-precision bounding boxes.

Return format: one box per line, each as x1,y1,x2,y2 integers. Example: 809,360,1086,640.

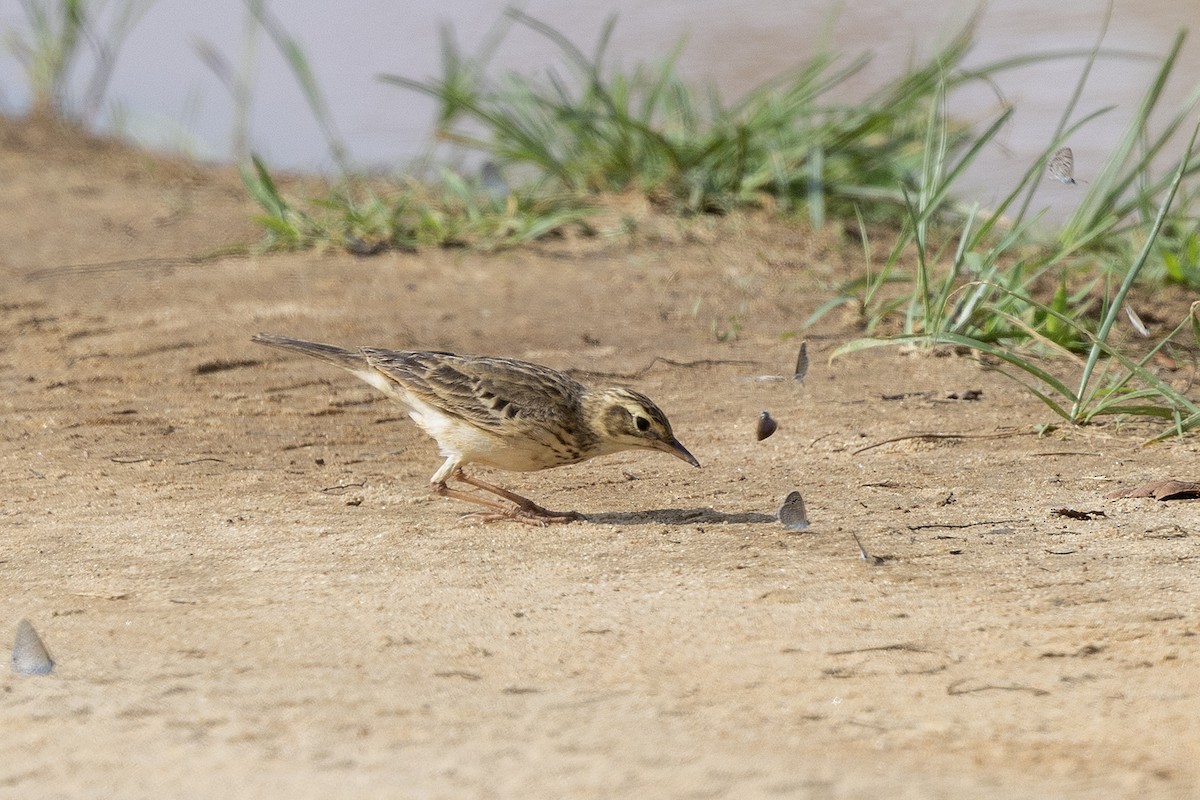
243,6,1159,259
824,19,1200,439
242,7,1094,253
379,7,991,224
4,0,155,122
240,156,593,252
194,0,349,171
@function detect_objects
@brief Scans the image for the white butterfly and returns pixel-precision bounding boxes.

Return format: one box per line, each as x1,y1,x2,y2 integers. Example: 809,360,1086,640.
1048,147,1076,184
1124,303,1149,337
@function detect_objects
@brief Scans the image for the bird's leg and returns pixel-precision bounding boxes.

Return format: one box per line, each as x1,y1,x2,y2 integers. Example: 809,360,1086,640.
431,481,518,515
430,483,551,528
450,469,582,522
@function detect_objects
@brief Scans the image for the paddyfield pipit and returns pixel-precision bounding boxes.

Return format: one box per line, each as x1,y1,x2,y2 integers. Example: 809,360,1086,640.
251,333,699,524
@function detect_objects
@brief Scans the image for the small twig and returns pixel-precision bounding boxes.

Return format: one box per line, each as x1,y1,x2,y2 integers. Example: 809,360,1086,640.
808,432,838,449
322,482,366,493
568,356,760,381
908,519,1026,531
854,429,1033,455
947,679,1049,697
829,643,932,656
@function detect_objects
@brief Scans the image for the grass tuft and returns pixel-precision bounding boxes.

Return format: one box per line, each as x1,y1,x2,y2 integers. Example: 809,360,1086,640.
4,0,155,122
827,30,1200,439
239,157,594,253
378,7,998,223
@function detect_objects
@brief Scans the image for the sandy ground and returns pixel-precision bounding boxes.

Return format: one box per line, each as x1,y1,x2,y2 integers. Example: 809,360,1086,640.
4,118,1200,799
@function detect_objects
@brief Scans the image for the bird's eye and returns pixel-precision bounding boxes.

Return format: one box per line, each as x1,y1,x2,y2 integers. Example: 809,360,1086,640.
634,415,651,432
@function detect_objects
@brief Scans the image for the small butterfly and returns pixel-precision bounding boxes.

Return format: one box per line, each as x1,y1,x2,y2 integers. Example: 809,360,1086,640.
1048,147,1076,184
756,411,778,441
12,619,54,676
1124,302,1149,337
778,491,810,531
851,532,885,566
794,340,809,383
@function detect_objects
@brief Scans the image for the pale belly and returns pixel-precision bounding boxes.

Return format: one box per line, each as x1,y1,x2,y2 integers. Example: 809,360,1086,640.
406,400,585,473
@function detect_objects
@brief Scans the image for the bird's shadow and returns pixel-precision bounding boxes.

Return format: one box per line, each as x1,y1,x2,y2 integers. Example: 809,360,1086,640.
581,507,778,526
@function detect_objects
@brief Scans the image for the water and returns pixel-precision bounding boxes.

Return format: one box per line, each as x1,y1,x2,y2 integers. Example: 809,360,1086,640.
1,0,1196,212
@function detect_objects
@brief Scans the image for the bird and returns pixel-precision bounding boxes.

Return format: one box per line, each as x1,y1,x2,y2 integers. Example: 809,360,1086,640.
250,333,699,524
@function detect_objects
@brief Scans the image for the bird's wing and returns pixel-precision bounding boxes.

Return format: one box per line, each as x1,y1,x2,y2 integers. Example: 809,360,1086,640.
363,349,586,434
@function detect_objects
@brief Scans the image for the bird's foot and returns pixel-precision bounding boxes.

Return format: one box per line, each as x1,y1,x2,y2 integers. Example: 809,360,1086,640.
435,476,582,525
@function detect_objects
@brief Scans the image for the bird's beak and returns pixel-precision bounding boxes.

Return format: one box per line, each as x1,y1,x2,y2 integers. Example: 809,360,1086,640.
658,437,700,468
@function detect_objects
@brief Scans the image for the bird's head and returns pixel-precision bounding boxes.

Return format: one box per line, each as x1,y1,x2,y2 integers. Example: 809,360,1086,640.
588,388,699,467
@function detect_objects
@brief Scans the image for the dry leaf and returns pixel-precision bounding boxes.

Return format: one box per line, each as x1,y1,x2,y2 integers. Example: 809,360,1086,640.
1105,480,1200,501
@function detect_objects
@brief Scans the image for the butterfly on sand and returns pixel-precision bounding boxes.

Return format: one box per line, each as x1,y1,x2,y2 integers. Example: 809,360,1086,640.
851,532,886,565
778,491,810,531
756,410,778,441
794,341,809,383
12,619,54,676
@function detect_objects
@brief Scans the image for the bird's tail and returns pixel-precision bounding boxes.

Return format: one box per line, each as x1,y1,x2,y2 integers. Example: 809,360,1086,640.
251,333,368,371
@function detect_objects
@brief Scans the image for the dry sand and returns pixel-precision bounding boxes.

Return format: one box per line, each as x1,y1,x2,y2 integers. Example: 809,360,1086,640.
4,118,1200,798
